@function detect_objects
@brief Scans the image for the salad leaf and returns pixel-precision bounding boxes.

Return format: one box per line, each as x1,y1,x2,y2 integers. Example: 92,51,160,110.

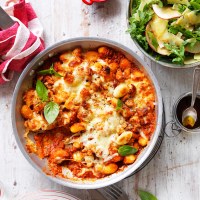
147,31,159,49
138,190,158,200
44,102,59,124
164,43,185,64
36,80,49,102
190,0,200,10
131,0,141,14
168,25,196,38
177,4,187,13
128,0,162,50
38,64,63,77
118,145,138,156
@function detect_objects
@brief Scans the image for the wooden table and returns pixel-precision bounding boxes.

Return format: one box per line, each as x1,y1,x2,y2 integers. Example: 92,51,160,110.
0,0,199,199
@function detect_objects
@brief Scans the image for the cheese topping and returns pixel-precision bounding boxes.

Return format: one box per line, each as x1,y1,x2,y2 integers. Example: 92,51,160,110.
21,46,156,181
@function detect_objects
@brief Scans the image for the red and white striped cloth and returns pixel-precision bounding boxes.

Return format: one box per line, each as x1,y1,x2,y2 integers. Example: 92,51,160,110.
0,0,45,84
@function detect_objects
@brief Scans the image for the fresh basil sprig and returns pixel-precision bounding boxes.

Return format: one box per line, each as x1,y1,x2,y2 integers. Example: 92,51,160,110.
118,145,138,156
44,102,59,124
36,80,49,102
38,64,63,77
138,190,158,200
116,99,123,111
36,80,59,124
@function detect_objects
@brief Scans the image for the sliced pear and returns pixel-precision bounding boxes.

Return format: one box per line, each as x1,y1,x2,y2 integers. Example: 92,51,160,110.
194,53,200,60
185,41,200,54
187,11,200,25
160,29,184,46
173,9,200,29
150,14,168,39
184,58,199,64
152,4,181,19
146,23,170,55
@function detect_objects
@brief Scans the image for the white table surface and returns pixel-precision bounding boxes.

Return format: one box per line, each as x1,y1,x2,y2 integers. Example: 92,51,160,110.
0,0,199,200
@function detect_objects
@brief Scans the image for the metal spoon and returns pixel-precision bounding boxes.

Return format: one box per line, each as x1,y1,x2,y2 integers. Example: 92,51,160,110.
182,66,200,128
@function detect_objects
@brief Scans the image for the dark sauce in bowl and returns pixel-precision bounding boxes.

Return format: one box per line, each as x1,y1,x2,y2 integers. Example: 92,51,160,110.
176,95,200,129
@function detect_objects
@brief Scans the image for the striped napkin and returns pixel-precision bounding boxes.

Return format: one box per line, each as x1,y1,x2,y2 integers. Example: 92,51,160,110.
0,0,45,84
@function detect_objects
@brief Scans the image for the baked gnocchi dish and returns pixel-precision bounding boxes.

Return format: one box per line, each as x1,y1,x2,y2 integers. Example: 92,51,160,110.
21,46,156,180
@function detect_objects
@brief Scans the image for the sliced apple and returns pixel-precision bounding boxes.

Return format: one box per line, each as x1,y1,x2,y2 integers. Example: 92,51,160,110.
146,23,170,55
150,14,168,39
194,53,200,60
152,4,182,20
160,29,184,46
184,58,199,65
185,41,200,54
173,9,200,29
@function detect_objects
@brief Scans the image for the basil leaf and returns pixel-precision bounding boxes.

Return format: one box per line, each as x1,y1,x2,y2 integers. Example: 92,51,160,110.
38,64,63,77
53,70,63,77
37,69,53,75
44,102,59,124
118,145,138,156
138,190,158,200
116,99,123,111
36,80,49,102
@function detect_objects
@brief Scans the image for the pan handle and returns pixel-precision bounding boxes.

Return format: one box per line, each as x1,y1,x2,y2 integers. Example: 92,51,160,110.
164,120,182,137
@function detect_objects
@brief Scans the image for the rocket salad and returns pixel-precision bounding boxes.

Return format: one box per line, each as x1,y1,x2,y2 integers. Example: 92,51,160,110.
128,0,200,65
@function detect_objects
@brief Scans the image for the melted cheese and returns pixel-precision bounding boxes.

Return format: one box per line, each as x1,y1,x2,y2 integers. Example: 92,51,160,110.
80,97,125,159
23,47,156,180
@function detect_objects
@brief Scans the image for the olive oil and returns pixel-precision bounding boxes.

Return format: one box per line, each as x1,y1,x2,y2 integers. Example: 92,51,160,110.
176,95,200,129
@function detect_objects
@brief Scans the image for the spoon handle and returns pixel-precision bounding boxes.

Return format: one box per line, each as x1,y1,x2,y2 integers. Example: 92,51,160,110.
191,66,200,107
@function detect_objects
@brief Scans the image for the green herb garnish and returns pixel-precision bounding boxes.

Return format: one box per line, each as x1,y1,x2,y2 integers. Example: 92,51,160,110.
36,80,59,124
147,32,159,50
116,99,123,111
38,64,63,77
36,80,49,102
128,3,153,50
118,145,138,156
190,0,200,10
44,102,59,124
177,4,187,13
164,43,185,64
138,190,158,200
168,25,200,39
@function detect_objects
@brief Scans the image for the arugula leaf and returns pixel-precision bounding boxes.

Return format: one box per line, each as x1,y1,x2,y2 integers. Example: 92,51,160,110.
164,43,185,64
147,31,159,49
44,102,59,124
131,0,141,15
116,99,123,111
168,25,193,38
128,1,162,50
38,64,63,77
138,190,158,200
190,0,200,10
118,145,138,156
36,80,49,102
177,4,187,13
